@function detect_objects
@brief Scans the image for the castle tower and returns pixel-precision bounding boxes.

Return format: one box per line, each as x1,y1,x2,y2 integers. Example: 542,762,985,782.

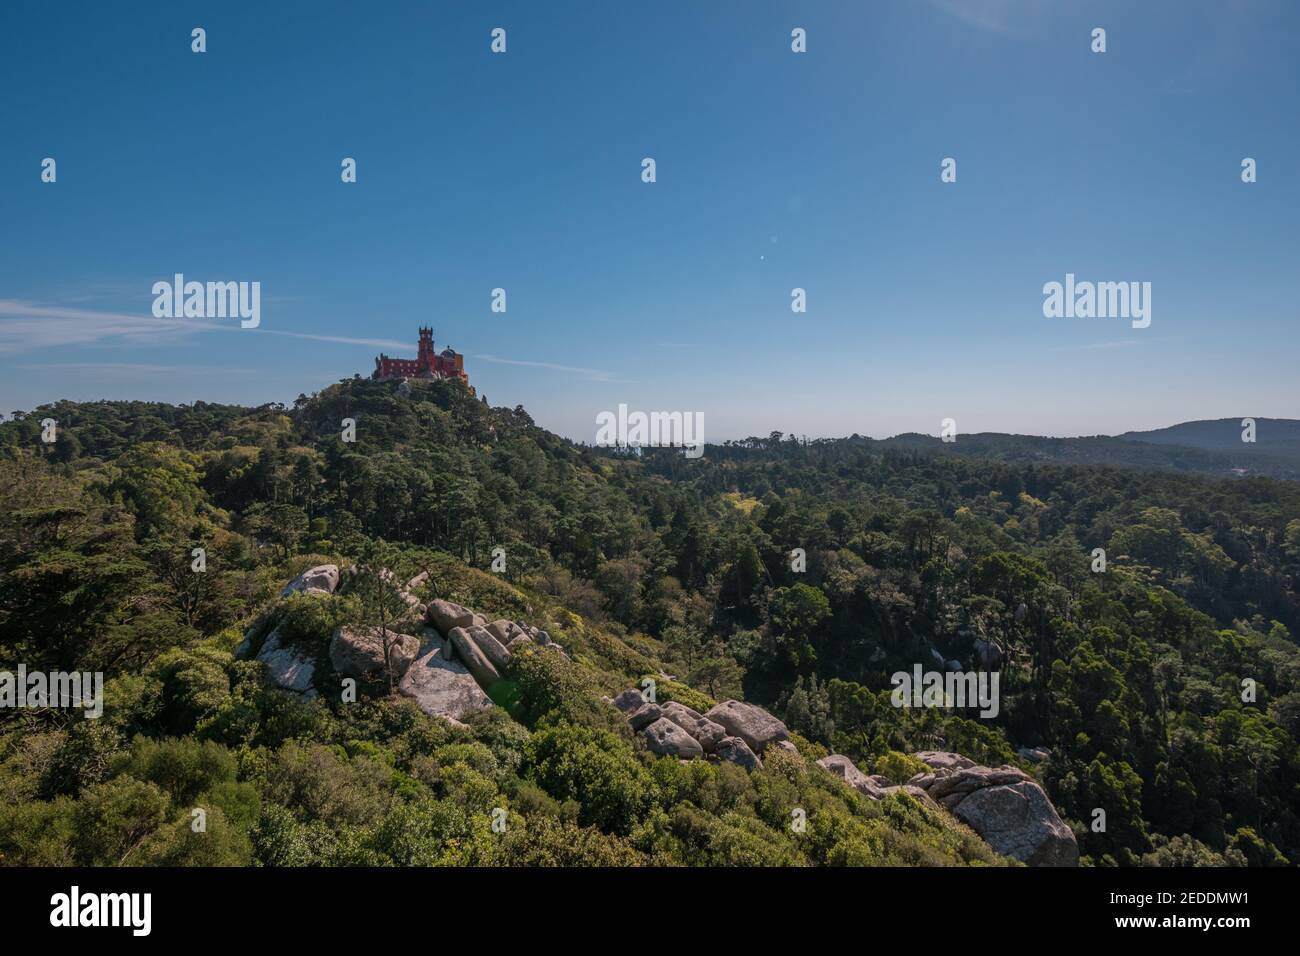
416,326,435,374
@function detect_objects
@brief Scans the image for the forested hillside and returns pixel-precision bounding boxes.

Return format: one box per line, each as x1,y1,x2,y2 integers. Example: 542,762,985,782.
3,377,1299,867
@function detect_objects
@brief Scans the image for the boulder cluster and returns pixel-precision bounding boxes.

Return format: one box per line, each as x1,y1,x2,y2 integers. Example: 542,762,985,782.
610,690,797,770
815,749,1079,866
241,564,568,727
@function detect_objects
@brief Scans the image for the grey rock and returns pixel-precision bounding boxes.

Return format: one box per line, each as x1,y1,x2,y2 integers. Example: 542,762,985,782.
914,751,978,772
818,754,886,799
974,639,1002,667
427,599,476,635
486,619,526,646
613,689,648,713
642,718,704,759
952,780,1078,866
660,701,727,753
704,700,790,754
628,702,663,731
715,735,762,770
908,753,1078,867
255,627,317,697
464,624,512,672
446,626,501,688
398,632,493,722
923,765,1032,803
281,564,340,597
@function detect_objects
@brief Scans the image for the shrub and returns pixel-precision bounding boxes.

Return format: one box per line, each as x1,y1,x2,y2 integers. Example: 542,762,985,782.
275,592,360,647
494,815,645,866
873,750,930,784
154,646,231,733
72,776,171,866
524,722,655,834
113,736,238,805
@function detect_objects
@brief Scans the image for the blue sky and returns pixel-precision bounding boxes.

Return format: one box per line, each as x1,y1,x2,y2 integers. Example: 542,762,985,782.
2,0,1297,442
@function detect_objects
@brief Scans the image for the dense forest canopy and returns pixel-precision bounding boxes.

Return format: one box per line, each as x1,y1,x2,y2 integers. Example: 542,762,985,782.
2,378,1298,867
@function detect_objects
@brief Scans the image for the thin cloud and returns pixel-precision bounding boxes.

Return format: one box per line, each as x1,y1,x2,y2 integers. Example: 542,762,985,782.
252,329,408,349
0,301,617,383
475,353,618,382
0,300,408,353
1049,338,1164,353
18,362,258,376
924,0,1029,36
0,300,205,352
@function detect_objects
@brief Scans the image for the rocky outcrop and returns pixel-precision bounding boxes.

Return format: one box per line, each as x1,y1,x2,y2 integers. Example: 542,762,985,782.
914,751,976,772
907,752,1078,866
427,599,476,634
642,718,704,759
463,624,512,672
817,754,887,799
609,693,786,770
486,619,527,646
715,735,761,769
398,632,493,724
255,627,317,697
628,702,663,731
659,702,727,753
811,750,1076,865
612,689,648,713
704,700,790,754
329,626,420,682
281,564,341,598
263,570,566,712
446,626,501,687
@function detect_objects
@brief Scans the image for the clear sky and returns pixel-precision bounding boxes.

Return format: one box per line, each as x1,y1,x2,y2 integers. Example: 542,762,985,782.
2,1,1296,442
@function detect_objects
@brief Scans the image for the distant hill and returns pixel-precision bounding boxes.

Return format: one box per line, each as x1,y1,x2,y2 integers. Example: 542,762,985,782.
849,419,1300,481
1118,418,1300,458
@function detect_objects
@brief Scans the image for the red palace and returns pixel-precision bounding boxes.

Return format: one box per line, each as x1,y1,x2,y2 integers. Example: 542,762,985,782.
373,327,471,388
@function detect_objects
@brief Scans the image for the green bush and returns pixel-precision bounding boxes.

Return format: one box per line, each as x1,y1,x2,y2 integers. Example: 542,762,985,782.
873,750,929,784
113,736,238,805
524,722,655,834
